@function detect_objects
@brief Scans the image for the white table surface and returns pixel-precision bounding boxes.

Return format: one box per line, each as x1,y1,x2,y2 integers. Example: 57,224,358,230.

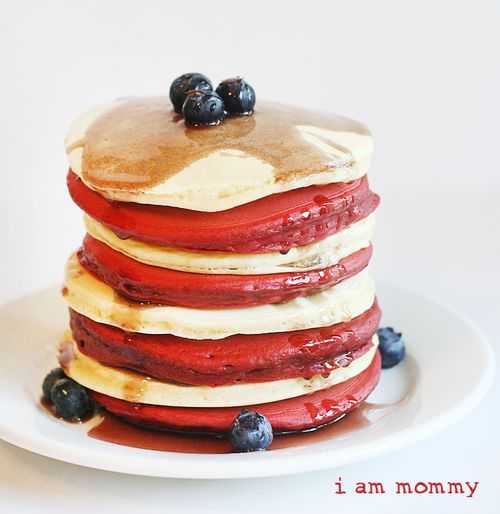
1,191,498,513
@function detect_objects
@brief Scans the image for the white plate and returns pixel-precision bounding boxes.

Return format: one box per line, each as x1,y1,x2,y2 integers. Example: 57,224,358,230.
0,283,494,479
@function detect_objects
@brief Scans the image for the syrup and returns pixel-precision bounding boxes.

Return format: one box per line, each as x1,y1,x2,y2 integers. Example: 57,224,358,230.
88,413,232,454
122,375,152,402
72,98,370,192
87,401,393,454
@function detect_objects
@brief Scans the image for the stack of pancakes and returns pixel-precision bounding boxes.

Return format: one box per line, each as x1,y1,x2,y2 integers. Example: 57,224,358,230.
60,97,381,434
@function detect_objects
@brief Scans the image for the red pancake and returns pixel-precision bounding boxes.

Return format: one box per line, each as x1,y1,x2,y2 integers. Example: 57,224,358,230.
68,170,379,252
78,235,372,308
91,351,381,434
70,301,381,386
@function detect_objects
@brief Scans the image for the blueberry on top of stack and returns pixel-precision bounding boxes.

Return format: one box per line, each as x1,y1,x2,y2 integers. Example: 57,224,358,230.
169,72,256,126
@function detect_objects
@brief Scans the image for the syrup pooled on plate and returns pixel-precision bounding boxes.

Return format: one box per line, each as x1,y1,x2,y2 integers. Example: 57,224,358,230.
69,98,370,191
87,401,394,454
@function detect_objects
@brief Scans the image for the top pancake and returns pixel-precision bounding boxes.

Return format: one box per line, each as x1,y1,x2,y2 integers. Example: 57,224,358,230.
65,97,373,212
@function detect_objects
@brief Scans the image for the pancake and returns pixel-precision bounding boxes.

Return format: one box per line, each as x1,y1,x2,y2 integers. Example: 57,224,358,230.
78,234,373,308
68,170,379,252
90,351,381,434
63,254,375,338
65,98,373,211
59,336,378,407
69,302,381,385
84,213,375,275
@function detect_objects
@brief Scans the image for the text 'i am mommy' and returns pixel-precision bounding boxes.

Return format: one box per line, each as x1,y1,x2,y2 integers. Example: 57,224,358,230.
333,477,479,498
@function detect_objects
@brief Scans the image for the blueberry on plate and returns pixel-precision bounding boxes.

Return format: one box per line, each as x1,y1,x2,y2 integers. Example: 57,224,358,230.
50,378,93,421
182,90,226,127
229,409,273,452
42,367,66,400
169,73,213,113
377,327,406,369
216,77,256,115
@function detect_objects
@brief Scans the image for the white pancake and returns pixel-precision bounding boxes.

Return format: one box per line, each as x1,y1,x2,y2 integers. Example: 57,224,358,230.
59,335,378,407
63,255,376,339
65,99,373,211
84,213,375,275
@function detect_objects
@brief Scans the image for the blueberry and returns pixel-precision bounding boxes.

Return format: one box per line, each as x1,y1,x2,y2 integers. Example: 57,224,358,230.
377,327,406,369
229,409,273,452
169,73,213,113
182,90,226,127
50,378,93,420
42,367,66,400
216,77,256,115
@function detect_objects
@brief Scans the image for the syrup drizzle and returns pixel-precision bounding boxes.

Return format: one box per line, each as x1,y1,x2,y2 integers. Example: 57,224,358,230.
71,98,370,191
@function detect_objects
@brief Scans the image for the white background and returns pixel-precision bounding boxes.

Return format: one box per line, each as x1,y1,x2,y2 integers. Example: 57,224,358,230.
1,0,499,512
